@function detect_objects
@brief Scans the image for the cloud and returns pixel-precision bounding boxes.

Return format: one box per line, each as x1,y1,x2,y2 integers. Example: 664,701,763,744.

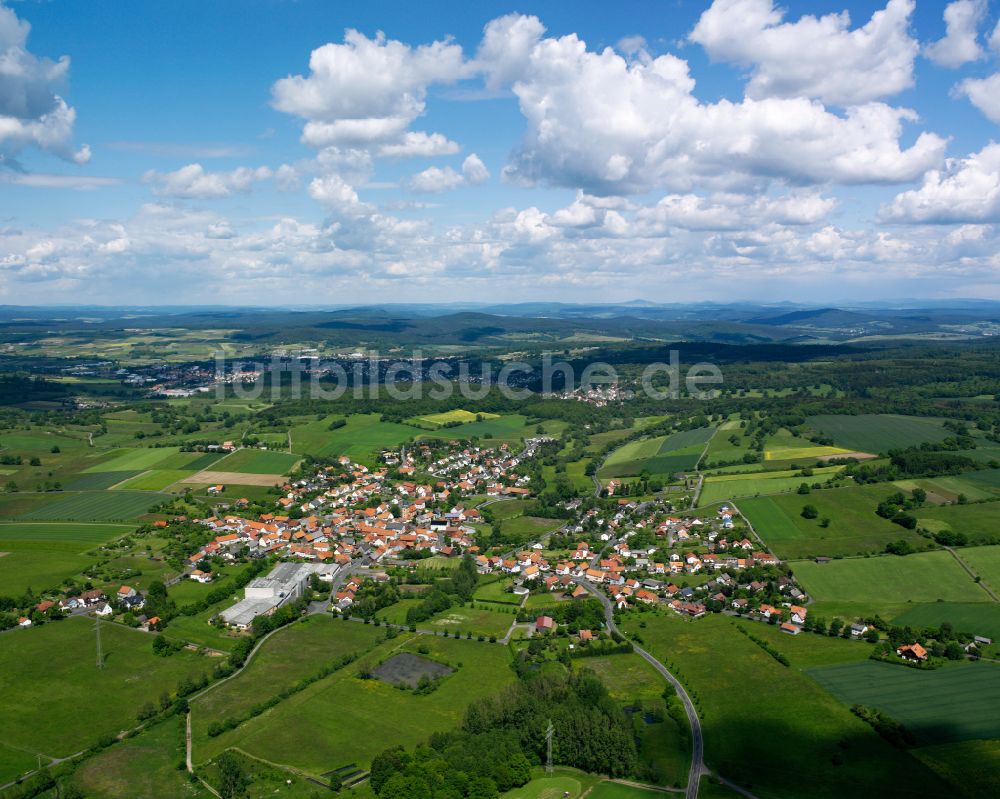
272,28,466,155
0,172,121,189
4,186,999,304
408,166,463,193
879,143,1000,224
107,141,253,158
377,131,460,158
481,15,944,195
635,191,837,232
142,163,273,198
689,0,918,106
956,72,1000,124
992,18,1000,53
0,2,89,164
925,0,986,67
475,13,547,90
461,154,489,185
307,173,374,215
407,153,490,193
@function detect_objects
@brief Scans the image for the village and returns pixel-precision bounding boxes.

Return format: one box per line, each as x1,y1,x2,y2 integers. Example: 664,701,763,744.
6,434,974,674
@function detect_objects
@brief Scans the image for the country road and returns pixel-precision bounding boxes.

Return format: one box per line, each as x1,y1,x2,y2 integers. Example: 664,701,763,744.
579,579,706,799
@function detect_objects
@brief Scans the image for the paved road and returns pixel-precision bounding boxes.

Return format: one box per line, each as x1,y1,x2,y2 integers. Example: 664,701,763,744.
728,502,778,560
579,579,706,799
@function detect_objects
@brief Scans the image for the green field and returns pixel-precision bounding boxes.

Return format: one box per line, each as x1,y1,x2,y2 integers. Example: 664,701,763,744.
912,739,1000,799
808,414,954,454
739,485,922,558
163,600,246,652
290,413,416,465
621,613,952,799
916,502,1000,545
191,618,384,742
82,447,181,474
118,469,192,491
411,409,501,428
600,428,713,478
765,444,854,461
151,450,216,470
703,419,751,463
587,783,670,798
19,490,164,521
504,774,586,799
72,717,210,799
892,602,1000,640
426,604,515,637
379,598,424,625
209,448,300,474
0,617,215,782
472,578,521,605
0,431,90,455
501,515,566,543
64,470,144,490
196,635,515,775
488,498,529,520
0,521,132,546
895,476,996,504
167,564,253,607
582,653,672,703
809,660,1000,744
958,544,1000,593
792,550,988,605
699,466,845,509
0,545,96,595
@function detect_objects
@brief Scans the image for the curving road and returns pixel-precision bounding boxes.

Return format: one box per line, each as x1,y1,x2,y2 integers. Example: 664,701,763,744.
579,579,706,799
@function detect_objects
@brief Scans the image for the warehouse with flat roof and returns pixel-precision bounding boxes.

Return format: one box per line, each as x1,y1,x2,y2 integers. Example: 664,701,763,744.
220,561,338,629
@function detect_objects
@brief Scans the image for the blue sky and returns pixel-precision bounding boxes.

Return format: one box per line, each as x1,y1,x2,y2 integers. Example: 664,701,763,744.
2,0,1000,305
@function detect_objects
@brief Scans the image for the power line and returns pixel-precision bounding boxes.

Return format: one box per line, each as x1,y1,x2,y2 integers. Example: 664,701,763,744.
95,617,104,669
545,719,554,775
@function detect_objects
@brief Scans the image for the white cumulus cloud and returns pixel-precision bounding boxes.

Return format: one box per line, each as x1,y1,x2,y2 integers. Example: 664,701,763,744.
925,0,986,67
142,164,273,199
957,72,1000,124
879,143,1000,223
0,2,89,165
479,15,944,195
272,29,467,156
408,153,490,193
689,0,918,106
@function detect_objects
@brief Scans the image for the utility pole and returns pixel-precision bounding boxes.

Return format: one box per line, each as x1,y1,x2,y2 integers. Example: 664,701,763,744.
545,719,554,775
95,617,104,669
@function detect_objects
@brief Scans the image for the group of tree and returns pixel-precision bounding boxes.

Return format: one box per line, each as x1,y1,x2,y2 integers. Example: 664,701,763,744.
370,670,637,799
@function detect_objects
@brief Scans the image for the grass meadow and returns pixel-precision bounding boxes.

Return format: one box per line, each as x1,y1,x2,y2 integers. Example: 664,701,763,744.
807,414,954,454
957,544,1000,592
739,485,922,558
808,660,1000,744
191,618,384,742
892,602,1000,640
290,413,415,465
72,717,210,799
792,550,988,605
195,634,515,775
82,447,182,473
0,617,215,781
698,466,844,508
209,448,300,474
19,490,164,521
621,613,952,799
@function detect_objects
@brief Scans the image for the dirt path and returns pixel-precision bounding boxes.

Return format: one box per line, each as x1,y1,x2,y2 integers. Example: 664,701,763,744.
944,546,1000,602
